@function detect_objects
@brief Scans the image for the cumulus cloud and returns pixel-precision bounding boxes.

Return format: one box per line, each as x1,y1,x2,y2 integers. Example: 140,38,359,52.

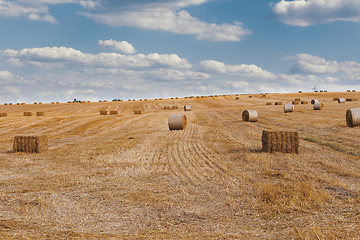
1,46,192,69
0,70,32,84
98,39,136,54
80,0,250,41
199,60,276,79
272,0,360,26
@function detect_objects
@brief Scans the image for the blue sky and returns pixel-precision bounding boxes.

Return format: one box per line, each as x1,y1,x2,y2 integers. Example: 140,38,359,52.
1,0,360,102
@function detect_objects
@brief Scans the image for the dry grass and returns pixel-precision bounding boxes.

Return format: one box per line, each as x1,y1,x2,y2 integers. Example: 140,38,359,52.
0,92,360,239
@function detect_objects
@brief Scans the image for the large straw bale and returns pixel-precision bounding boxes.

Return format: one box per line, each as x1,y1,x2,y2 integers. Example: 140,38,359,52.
262,130,299,154
168,114,187,130
338,98,345,103
184,106,191,111
242,110,258,122
284,104,294,113
0,113,7,117
346,108,360,127
13,135,48,153
313,102,324,110
311,99,319,104
23,112,32,116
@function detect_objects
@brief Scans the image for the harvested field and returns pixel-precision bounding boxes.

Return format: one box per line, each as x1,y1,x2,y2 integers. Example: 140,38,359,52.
0,92,360,239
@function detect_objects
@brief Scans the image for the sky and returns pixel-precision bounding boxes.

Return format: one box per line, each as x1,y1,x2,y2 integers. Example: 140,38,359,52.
1,0,360,103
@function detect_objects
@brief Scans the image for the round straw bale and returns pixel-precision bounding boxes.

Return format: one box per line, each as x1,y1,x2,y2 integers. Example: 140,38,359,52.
298,91,302,93
39,102,42,104
16,103,20,105
333,97,339,101
346,98,352,102
23,112,32,116
249,96,253,98
346,108,360,127
21,103,26,105
168,114,187,130
51,102,55,104
9,103,12,105
284,104,294,113
184,105,191,111
36,112,45,116
313,102,324,110
320,90,323,93
4,103,8,105
311,99,319,104
338,98,345,103
242,110,258,122
164,106,171,110
324,90,328,92
235,97,240,100
34,102,37,104
56,102,59,104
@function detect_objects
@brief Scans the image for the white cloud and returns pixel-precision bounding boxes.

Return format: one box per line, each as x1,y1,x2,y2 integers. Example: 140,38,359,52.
199,60,276,79
289,54,339,74
272,0,360,26
225,81,250,90
80,1,250,41
98,39,136,54
1,46,192,69
0,70,32,84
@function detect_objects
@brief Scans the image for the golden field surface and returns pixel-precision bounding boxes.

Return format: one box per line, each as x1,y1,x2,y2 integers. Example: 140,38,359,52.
0,92,360,239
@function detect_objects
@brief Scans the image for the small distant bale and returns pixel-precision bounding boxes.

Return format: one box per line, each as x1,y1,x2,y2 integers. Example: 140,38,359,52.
168,114,187,130
51,102,55,104
235,97,240,100
352,90,357,92
333,97,339,101
164,106,171,110
313,102,324,110
266,102,272,105
320,90,323,93
346,98,353,102
159,98,163,100
13,135,48,153
4,103,8,105
110,110,118,115
184,106,191,111
16,103,20,105
36,112,45,116
324,90,328,92
100,110,108,115
21,103,26,105
103,100,107,102
56,102,59,104
338,98,346,103
134,110,142,115
242,110,258,122
284,104,294,113
249,96,253,98
38,102,42,104
275,102,282,105
298,91,302,93
294,98,301,101
172,106,178,109
67,101,72,103
315,90,318,92
87,101,91,103
99,100,103,102
34,102,38,104
9,103,13,105
262,131,299,154
301,101,308,104
311,99,319,104
346,108,360,127
23,112,32,116
292,101,300,105
0,113,7,117
347,90,351,92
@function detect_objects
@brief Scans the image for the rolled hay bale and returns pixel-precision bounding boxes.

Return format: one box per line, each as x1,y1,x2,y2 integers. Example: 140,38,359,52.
168,114,187,130
184,105,191,111
262,130,299,154
338,98,346,103
320,90,324,93
99,100,103,102
110,110,118,115
0,113,7,117
100,110,108,115
315,90,318,92
172,106,178,109
103,100,107,102
13,135,48,153
4,103,8,105
311,99,319,104
36,112,45,116
56,102,59,104
298,91,302,93
346,108,360,127
301,101,308,104
284,104,294,113
34,102,37,104
266,102,272,105
347,90,351,92
324,90,328,92
16,103,20,105
164,106,171,110
275,102,282,105
134,110,142,115
21,103,26,105
9,103,12,105
313,102,324,110
333,97,339,101
23,112,32,116
242,110,258,122
235,97,240,100
51,102,55,104
38,102,42,104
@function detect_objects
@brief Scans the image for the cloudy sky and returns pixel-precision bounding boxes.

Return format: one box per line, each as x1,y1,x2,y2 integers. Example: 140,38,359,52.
1,0,360,102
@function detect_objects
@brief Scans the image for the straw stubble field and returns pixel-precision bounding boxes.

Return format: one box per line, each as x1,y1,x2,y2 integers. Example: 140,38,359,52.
0,92,360,239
